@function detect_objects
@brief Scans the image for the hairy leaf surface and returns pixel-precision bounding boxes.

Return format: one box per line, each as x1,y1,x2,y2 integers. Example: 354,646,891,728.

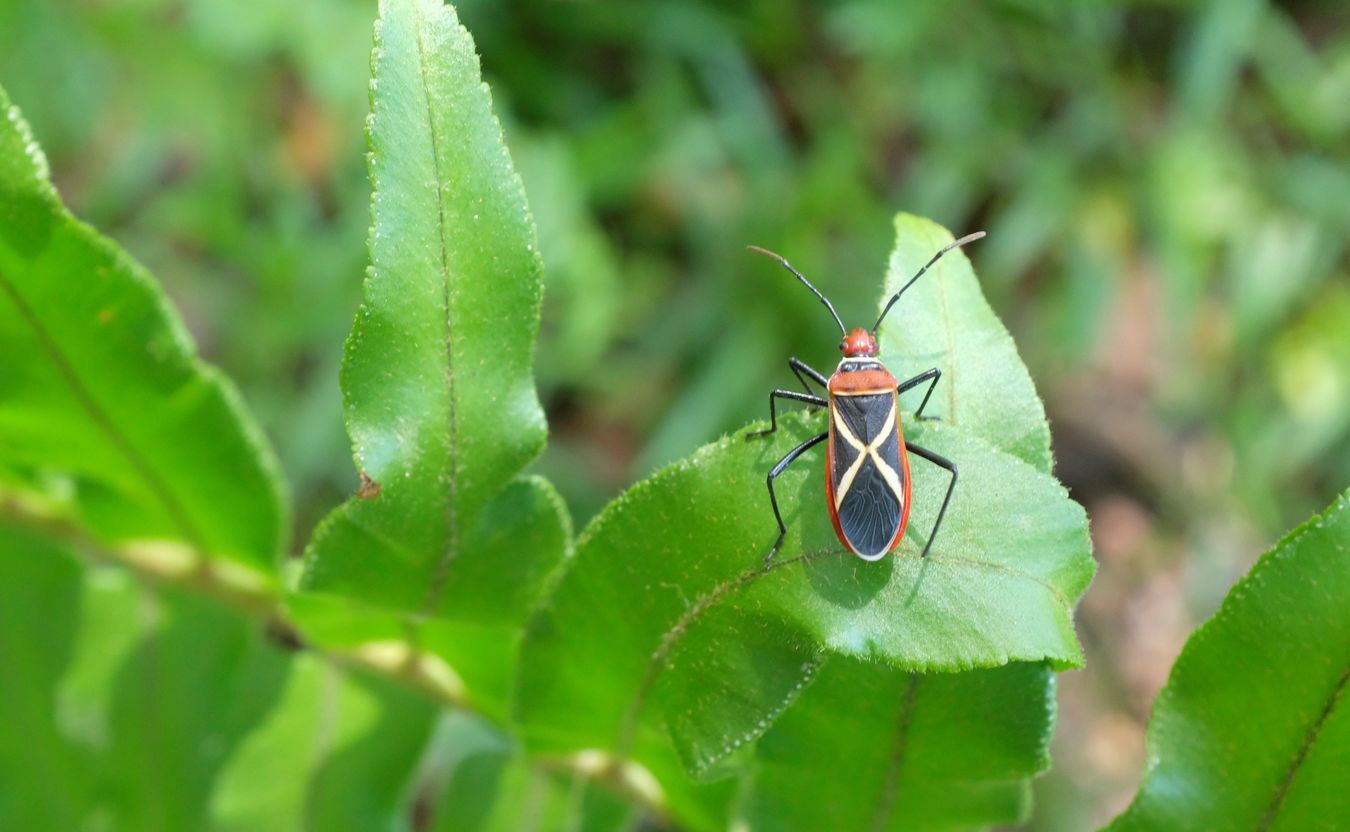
295,474,569,717
741,660,1052,831
516,212,1088,821
301,0,550,610
297,0,566,703
516,414,1091,805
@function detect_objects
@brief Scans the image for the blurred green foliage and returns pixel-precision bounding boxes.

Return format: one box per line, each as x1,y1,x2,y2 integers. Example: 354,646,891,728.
4,0,1345,536
2,1,1348,825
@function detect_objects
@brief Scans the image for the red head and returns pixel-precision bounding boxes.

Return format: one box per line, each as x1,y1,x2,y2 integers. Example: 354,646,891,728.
840,327,878,357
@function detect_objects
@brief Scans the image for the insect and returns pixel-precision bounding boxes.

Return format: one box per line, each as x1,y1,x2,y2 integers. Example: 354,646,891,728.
746,232,985,561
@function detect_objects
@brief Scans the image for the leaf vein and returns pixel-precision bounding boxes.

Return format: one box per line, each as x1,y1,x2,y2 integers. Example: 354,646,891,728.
613,550,824,759
613,547,1066,761
410,2,462,617
870,673,919,832
927,553,1070,608
1257,662,1350,830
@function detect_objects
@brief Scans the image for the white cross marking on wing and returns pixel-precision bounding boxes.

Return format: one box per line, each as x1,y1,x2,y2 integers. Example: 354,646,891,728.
832,400,905,511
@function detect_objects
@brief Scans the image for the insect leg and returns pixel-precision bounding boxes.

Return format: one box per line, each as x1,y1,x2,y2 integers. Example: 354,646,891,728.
898,367,942,421
789,357,829,396
764,431,829,563
905,442,957,558
746,389,827,439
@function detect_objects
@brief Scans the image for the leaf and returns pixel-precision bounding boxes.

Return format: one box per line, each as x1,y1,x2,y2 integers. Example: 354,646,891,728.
1107,489,1350,831
210,656,439,832
96,586,291,830
516,209,1086,823
0,538,435,832
426,712,639,832
296,0,566,709
304,476,569,629
0,526,88,830
879,213,1053,473
210,657,335,831
54,559,149,754
515,412,1092,807
0,528,294,831
740,659,1053,831
300,0,550,613
0,86,288,590
294,475,570,717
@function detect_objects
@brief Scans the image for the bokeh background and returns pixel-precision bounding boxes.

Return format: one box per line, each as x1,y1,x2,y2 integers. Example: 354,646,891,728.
3,0,1348,827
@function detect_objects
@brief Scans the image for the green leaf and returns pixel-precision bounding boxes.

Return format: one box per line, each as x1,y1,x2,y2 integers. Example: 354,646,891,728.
741,659,1051,831
297,0,565,710
301,0,550,613
0,526,88,830
0,86,288,590
96,586,291,830
210,656,439,832
0,527,437,832
0,529,294,831
516,413,1091,802
426,713,639,832
54,559,148,756
879,213,1053,473
1108,489,1350,831
210,656,334,831
517,210,1085,824
294,475,570,717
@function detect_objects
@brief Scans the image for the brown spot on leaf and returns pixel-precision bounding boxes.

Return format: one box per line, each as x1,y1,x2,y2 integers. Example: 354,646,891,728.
357,471,381,500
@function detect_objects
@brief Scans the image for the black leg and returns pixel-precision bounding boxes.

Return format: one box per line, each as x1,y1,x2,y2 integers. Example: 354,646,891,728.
746,389,827,439
898,367,942,421
905,442,957,558
764,431,829,562
789,357,829,396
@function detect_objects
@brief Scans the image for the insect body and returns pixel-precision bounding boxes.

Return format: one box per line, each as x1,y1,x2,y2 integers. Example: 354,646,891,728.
746,232,985,561
825,352,910,558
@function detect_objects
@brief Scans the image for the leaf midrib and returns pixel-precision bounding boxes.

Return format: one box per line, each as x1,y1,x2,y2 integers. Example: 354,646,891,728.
0,265,208,554
1257,662,1350,830
409,0,462,617
870,673,919,832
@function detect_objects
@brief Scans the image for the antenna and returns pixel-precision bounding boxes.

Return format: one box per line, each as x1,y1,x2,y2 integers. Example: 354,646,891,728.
872,231,986,335
747,245,847,336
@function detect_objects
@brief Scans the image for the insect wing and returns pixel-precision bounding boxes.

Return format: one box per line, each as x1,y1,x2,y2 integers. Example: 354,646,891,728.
828,392,907,559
